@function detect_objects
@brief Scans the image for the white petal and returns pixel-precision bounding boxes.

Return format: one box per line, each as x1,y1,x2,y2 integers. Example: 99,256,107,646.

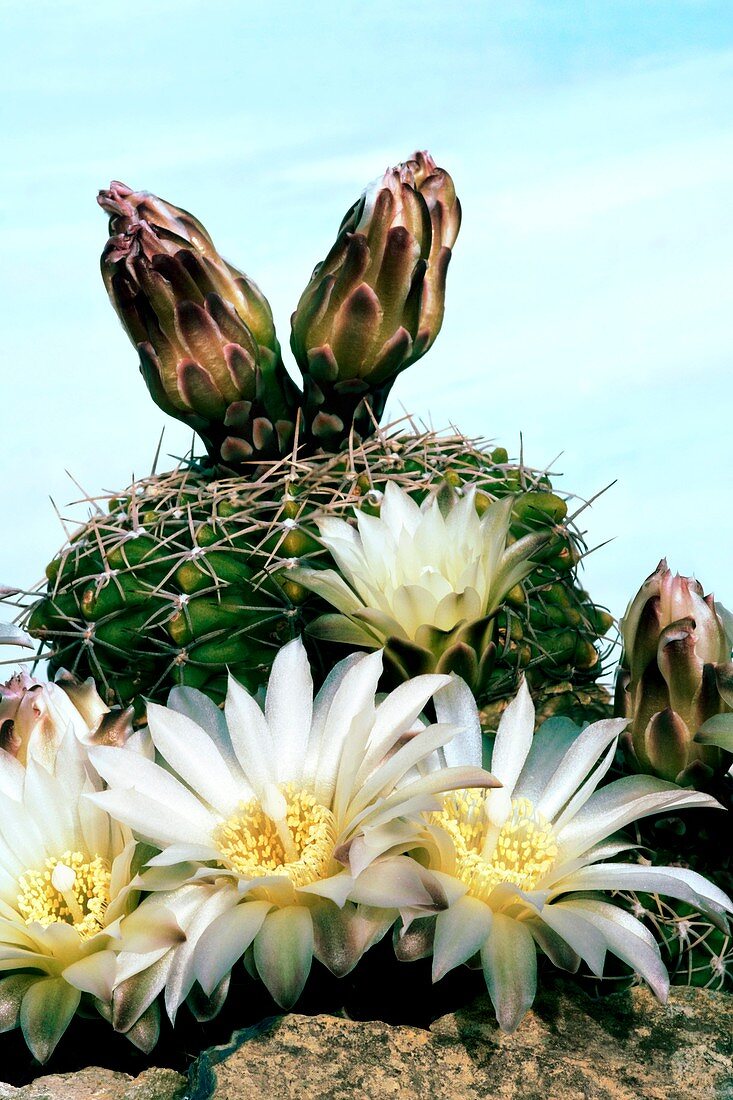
296,872,355,906
307,613,381,647
313,651,383,808
126,728,154,759
347,819,418,876
167,686,240,774
62,950,117,1001
524,916,580,973
253,906,313,1008
556,777,721,864
113,953,171,1032
535,718,626,822
426,869,469,906
559,898,669,1001
0,751,25,802
89,747,216,834
317,514,363,566
312,901,393,978
307,652,365,772
432,896,493,981
86,789,213,849
265,638,313,784
164,886,239,1021
490,680,534,795
0,917,41,950
353,606,408,641
434,676,482,769
224,675,276,797
318,514,361,546
291,566,364,614
194,899,272,996
347,858,445,911
351,795,444,845
481,912,537,1032
513,717,584,804
0,802,45,870
556,863,733,926
79,783,113,863
146,703,241,816
354,511,394,589
380,481,422,537
550,740,617,835
533,902,608,974
23,759,76,854
118,902,187,954
356,674,452,785
51,730,88,801
145,844,219,868
349,723,457,819
392,584,438,638
356,766,499,833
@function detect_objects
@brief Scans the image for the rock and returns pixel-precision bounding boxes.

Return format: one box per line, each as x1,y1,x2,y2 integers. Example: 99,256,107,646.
190,981,733,1100
0,1066,186,1100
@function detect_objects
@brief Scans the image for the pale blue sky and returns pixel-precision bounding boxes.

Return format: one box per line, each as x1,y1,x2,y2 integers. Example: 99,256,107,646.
2,1,733,667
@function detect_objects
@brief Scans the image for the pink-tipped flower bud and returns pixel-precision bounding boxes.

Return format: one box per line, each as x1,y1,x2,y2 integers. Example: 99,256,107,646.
0,671,133,767
290,151,461,446
98,182,299,467
615,560,733,786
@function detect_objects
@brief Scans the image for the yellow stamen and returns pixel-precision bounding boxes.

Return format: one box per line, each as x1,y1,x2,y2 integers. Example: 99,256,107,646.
17,851,111,938
433,791,558,902
213,783,336,887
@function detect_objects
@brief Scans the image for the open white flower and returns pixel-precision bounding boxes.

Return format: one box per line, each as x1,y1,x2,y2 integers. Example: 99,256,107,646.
408,679,733,1032
87,638,496,1017
292,481,545,687
0,730,180,1062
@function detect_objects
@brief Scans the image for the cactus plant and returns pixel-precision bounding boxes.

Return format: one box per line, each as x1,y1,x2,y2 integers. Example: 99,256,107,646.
1,155,612,729
1,143,730,1071
13,425,610,723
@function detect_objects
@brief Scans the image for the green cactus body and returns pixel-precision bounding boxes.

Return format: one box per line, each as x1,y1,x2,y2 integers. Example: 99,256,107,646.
19,426,611,721
582,891,733,994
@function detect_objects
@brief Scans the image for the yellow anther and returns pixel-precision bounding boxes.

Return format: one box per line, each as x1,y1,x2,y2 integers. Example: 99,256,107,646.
17,851,111,938
213,783,336,887
433,792,558,902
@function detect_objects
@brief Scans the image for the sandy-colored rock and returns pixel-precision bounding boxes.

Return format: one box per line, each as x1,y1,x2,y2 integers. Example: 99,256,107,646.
190,982,733,1100
0,1065,186,1100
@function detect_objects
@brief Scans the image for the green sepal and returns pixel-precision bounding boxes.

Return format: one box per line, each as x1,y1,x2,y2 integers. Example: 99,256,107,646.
20,977,81,1063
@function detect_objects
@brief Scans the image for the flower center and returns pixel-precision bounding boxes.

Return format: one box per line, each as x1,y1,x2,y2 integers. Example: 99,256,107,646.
17,851,111,939
213,783,337,887
434,791,558,902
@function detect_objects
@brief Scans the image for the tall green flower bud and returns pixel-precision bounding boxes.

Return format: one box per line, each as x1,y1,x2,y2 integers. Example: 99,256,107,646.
98,182,300,467
614,559,733,787
290,151,461,446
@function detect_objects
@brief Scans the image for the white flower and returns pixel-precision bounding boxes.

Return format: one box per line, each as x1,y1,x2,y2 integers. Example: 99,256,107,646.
87,638,496,1016
0,731,180,1062
409,679,733,1032
292,482,542,677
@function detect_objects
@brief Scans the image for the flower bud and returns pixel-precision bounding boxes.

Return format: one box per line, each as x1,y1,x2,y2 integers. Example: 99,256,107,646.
290,151,461,445
615,560,733,786
0,671,133,767
99,182,299,467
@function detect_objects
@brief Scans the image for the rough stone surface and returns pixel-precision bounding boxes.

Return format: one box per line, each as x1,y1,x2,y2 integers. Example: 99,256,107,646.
0,1066,187,1100
190,982,733,1100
